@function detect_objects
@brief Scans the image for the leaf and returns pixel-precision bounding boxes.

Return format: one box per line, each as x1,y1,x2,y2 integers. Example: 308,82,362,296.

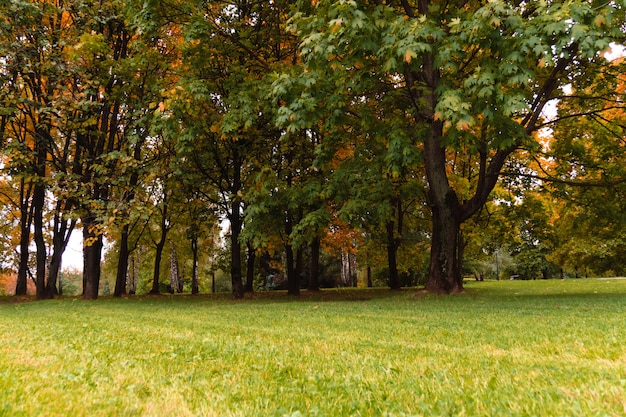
404,50,415,63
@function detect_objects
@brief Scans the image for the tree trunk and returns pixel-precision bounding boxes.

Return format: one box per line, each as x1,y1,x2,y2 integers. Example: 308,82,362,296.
82,217,103,300
386,220,401,290
308,237,321,292
230,198,244,299
425,203,463,294
114,224,130,297
285,243,300,296
169,242,180,294
341,250,350,286
191,235,199,295
43,207,75,299
15,201,31,296
245,242,255,293
150,238,166,295
33,182,47,300
150,194,169,295
128,249,140,295
115,140,143,297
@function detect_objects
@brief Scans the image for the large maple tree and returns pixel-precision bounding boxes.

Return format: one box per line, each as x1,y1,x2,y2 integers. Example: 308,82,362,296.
278,0,625,293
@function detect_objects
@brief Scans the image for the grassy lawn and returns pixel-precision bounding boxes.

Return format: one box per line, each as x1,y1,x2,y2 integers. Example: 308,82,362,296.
1,279,626,416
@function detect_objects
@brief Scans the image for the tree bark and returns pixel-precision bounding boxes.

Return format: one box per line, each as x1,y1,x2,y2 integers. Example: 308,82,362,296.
129,249,140,295
32,182,47,300
285,243,300,296
169,242,180,294
191,235,199,295
308,237,321,292
114,224,130,297
245,242,255,293
15,179,32,296
150,190,169,295
284,213,300,296
43,209,75,299
32,127,48,300
425,202,463,293
386,220,401,290
230,198,244,299
150,236,167,295
82,217,103,300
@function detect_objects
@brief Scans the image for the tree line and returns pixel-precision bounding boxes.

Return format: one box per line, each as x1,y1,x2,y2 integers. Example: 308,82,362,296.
0,0,624,300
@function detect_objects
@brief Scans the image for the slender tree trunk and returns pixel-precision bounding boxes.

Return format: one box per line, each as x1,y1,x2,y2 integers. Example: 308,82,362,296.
114,139,142,297
15,198,31,296
150,239,166,295
191,235,199,295
245,242,255,293
308,237,321,292
296,247,304,288
285,244,301,296
341,250,349,286
58,263,63,295
230,200,244,299
169,242,180,294
284,213,300,296
43,208,75,299
386,220,401,290
33,182,47,300
82,217,103,300
129,249,139,295
150,192,169,295
114,224,130,297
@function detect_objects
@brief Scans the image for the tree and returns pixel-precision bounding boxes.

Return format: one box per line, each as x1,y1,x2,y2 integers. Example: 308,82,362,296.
158,0,299,299
282,0,625,293
0,0,82,299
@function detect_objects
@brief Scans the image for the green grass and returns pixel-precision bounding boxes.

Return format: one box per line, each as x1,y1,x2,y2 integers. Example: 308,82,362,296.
1,279,626,416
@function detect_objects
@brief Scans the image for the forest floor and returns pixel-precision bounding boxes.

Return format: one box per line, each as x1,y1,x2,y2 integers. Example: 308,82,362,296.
1,279,625,416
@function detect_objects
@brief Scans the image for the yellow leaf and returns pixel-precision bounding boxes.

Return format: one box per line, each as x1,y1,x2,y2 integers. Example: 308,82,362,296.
594,15,606,27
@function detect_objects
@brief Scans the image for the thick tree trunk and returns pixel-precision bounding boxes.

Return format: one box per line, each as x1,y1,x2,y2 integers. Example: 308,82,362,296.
308,237,321,292
82,218,103,300
425,204,463,294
